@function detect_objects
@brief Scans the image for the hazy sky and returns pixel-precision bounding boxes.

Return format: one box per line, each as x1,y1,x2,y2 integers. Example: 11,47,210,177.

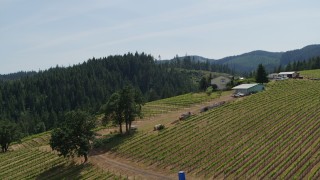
1,0,320,74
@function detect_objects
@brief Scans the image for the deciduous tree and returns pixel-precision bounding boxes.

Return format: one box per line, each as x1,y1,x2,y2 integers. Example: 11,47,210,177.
120,86,144,134
102,93,124,134
0,121,21,152
102,86,144,134
49,110,95,162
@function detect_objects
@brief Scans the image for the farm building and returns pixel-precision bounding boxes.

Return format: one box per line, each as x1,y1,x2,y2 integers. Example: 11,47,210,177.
211,76,231,90
278,71,299,78
268,73,279,79
232,83,264,95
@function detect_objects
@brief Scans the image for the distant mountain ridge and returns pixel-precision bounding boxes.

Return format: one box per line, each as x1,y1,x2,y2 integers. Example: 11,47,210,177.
168,44,320,73
2,44,320,76
0,71,37,81
280,45,320,65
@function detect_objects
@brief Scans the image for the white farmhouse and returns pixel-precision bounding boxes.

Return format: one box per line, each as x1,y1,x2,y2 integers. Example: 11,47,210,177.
211,76,231,90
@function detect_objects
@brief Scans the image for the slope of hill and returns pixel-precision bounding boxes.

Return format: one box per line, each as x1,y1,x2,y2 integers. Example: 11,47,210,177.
215,50,282,72
280,44,320,65
104,79,320,179
0,134,122,179
142,91,225,118
300,69,320,79
0,53,202,137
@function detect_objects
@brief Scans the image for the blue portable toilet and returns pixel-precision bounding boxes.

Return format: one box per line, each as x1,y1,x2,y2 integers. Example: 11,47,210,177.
178,171,186,180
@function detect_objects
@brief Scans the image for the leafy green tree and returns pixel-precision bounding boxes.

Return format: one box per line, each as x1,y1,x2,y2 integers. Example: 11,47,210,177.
49,110,95,162
0,121,21,152
102,86,144,134
102,92,124,134
206,86,213,96
120,86,144,134
255,64,269,83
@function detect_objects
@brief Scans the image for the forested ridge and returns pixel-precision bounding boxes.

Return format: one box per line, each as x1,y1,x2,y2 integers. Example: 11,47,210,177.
0,52,229,137
281,56,320,71
0,71,37,81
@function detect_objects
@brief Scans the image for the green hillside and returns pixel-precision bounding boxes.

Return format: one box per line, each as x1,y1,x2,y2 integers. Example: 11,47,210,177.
2,79,320,179
210,44,320,73
0,134,123,179
0,53,203,137
106,80,320,179
221,54,280,72
300,69,320,79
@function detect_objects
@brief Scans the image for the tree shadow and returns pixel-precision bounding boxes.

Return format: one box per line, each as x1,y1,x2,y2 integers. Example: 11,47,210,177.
90,131,137,156
36,162,89,180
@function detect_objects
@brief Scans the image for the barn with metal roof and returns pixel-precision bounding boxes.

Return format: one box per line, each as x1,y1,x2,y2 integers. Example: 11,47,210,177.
232,83,264,95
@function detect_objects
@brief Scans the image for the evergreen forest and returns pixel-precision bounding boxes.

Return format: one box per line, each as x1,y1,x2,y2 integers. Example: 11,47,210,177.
0,52,230,137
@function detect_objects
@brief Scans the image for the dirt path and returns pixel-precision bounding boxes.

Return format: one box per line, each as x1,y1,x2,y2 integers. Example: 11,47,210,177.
90,153,176,180
91,93,237,179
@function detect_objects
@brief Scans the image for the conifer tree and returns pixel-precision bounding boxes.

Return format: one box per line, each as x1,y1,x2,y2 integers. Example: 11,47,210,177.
255,64,269,83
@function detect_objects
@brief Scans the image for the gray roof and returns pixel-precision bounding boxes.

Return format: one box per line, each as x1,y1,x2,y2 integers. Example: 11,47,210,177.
213,76,230,79
279,72,296,75
232,83,259,90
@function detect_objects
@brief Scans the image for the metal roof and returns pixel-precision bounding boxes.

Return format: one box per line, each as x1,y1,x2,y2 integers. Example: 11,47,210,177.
279,72,296,75
232,83,259,89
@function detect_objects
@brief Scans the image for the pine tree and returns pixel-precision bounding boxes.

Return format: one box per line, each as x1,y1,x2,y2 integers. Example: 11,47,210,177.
255,64,269,83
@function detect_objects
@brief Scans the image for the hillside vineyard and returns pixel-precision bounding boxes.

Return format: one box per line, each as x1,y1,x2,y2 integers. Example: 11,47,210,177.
110,80,320,179
142,93,220,117
0,134,121,179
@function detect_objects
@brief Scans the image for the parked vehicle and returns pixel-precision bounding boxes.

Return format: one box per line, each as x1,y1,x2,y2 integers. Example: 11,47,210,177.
232,92,245,98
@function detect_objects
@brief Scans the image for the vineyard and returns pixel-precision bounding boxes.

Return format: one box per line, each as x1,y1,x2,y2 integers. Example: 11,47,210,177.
300,69,320,79
0,133,123,179
142,91,228,117
110,80,320,179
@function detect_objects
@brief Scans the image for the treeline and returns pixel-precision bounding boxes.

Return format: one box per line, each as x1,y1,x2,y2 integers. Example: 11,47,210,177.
274,56,320,72
0,71,37,81
0,52,209,136
159,56,232,74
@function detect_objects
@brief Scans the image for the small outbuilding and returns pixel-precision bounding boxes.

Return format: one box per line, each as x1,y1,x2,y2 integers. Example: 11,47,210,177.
232,83,264,95
268,73,279,79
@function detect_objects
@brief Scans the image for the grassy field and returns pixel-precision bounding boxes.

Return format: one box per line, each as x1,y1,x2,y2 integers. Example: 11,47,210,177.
0,133,124,179
108,79,320,179
142,91,230,118
300,69,320,79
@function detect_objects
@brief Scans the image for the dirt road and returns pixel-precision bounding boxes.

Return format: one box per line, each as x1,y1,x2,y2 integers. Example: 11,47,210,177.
90,153,175,180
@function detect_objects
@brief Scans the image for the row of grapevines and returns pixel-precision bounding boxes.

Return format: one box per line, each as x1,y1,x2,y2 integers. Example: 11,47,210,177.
112,79,320,179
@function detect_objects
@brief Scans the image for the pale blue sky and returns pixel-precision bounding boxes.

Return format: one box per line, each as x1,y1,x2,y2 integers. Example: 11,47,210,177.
1,0,320,74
